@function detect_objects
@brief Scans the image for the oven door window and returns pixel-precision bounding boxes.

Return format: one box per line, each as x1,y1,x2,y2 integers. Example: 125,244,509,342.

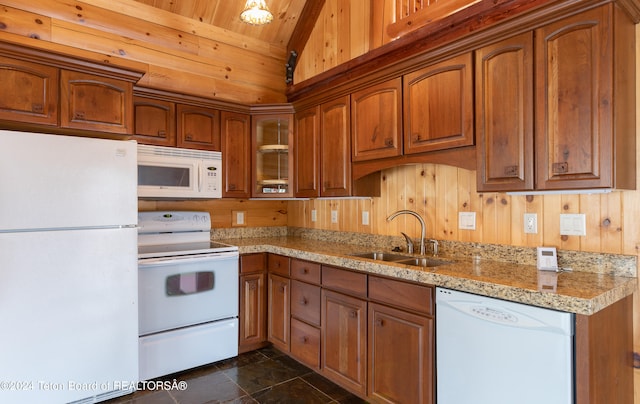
166,271,214,296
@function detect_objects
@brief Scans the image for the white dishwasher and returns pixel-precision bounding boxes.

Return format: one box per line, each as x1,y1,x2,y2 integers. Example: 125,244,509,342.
436,287,574,404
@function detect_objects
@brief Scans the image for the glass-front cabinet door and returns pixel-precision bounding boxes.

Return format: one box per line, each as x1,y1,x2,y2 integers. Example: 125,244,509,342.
252,114,294,197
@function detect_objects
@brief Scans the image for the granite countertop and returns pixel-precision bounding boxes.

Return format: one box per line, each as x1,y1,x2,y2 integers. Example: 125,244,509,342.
219,235,636,316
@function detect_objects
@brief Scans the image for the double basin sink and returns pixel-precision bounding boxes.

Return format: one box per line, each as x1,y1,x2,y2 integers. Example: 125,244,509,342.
350,252,452,268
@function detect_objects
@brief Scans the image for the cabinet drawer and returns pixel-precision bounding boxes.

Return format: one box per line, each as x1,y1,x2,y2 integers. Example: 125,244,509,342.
369,276,433,316
290,318,320,369
322,266,367,298
268,254,290,276
291,259,321,284
291,280,321,326
240,253,266,274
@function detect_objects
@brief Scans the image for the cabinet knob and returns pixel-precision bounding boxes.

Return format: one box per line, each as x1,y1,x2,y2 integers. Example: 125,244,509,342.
349,310,358,318
31,103,44,114
279,285,285,293
301,268,309,274
74,111,85,120
185,134,193,141
157,130,166,137
375,319,384,327
249,283,257,291
299,298,308,305
229,184,237,190
384,137,394,147
552,162,569,174
301,336,309,343
503,165,519,177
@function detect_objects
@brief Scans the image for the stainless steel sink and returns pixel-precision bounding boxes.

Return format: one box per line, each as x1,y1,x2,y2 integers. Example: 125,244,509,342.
396,257,452,267
349,252,415,262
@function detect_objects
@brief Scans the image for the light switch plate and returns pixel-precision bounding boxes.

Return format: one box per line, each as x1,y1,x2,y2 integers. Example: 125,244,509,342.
458,212,476,230
331,210,338,224
311,209,317,222
559,213,586,236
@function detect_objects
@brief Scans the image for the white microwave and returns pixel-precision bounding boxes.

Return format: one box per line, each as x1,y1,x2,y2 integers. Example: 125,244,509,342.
137,145,222,199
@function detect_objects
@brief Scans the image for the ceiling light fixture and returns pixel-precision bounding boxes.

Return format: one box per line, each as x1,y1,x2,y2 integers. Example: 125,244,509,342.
240,0,274,25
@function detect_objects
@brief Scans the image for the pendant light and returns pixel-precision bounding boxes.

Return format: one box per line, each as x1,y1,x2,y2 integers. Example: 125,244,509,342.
240,0,274,25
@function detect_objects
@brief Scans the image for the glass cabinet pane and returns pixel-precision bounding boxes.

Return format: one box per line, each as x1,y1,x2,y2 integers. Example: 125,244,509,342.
253,114,293,197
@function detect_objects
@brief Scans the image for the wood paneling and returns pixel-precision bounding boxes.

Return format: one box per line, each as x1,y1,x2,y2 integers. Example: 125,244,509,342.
0,0,290,104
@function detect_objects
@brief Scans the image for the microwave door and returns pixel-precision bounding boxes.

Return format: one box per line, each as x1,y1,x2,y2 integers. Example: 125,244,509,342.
137,159,197,198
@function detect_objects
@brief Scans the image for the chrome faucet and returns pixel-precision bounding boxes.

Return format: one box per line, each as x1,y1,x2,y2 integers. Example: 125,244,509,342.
387,210,426,255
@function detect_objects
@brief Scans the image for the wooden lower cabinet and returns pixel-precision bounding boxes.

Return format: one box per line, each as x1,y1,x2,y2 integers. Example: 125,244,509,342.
290,317,321,369
368,302,433,404
239,253,268,353
321,289,368,396
267,273,290,352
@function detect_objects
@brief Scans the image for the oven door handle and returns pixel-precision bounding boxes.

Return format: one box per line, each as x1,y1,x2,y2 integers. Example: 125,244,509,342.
138,252,239,267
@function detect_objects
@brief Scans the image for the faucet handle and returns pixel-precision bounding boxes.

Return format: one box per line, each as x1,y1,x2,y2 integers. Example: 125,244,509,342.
428,239,439,256
400,232,414,254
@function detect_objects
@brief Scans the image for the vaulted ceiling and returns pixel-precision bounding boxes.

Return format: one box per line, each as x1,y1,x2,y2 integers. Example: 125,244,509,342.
132,0,320,54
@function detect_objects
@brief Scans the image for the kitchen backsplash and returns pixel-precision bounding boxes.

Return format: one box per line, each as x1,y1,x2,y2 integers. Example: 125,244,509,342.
211,226,637,278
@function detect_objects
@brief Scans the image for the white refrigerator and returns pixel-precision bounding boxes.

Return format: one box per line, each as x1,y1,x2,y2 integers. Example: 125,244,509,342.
0,130,138,403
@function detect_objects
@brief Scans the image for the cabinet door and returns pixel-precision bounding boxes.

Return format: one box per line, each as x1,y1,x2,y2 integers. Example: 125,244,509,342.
321,289,367,396
252,114,294,198
294,106,321,198
0,57,58,126
60,70,132,134
351,78,402,161
267,273,290,352
239,272,267,353
535,6,612,189
221,111,251,198
403,53,474,154
132,96,176,146
475,33,534,192
368,302,434,404
177,104,221,151
321,96,352,196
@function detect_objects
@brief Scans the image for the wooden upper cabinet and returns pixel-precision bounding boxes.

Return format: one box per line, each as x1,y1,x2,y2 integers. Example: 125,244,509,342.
60,70,133,134
294,106,321,198
132,96,176,146
252,113,294,198
534,4,635,190
221,111,251,198
475,32,534,192
403,53,474,154
321,95,352,197
0,57,58,126
177,104,221,151
351,78,402,161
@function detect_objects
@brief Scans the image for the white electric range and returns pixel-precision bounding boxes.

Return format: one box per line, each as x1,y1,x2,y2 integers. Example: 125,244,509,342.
137,211,239,381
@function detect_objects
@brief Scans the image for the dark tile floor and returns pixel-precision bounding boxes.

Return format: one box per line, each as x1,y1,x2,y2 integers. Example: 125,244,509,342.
106,347,368,403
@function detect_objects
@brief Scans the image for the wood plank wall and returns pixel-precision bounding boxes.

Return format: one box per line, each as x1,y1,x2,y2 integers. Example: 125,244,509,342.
3,0,639,399
0,0,288,104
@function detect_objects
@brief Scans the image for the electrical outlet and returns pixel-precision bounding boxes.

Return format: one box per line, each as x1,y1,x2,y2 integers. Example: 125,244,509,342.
311,209,317,222
524,213,537,234
232,210,246,227
362,211,370,226
331,210,338,224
